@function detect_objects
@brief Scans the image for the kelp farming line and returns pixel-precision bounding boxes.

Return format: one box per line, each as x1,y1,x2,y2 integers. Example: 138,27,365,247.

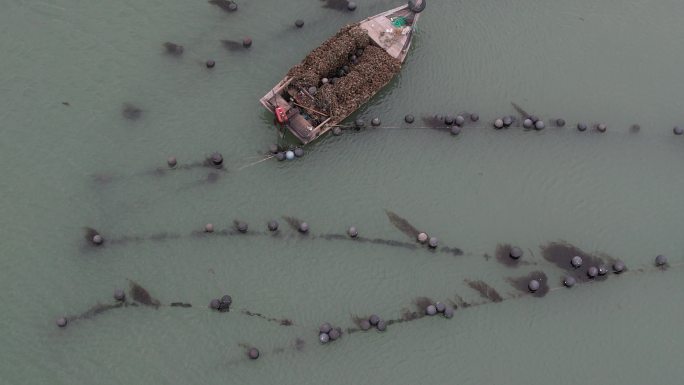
90,101,684,187
55,247,681,364
80,211,466,258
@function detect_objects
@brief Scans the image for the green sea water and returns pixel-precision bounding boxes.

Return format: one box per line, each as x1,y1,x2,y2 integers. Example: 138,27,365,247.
1,0,683,384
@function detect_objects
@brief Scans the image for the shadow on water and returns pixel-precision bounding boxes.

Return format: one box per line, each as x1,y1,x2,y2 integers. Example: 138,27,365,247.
420,115,449,131
465,279,503,302
495,243,536,267
540,241,615,283
129,280,161,308
281,216,304,231
122,103,142,120
320,0,351,11
507,270,549,297
208,0,238,13
384,210,421,240
220,40,245,51
162,42,184,56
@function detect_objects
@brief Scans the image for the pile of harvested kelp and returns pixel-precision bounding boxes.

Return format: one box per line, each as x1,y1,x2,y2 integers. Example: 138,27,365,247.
287,25,401,122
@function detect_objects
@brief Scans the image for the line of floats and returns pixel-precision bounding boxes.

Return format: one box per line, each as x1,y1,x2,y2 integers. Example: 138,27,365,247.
56,210,680,363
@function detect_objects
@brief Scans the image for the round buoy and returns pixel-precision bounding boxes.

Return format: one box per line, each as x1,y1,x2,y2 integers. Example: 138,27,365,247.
596,123,607,133
528,279,540,292
577,123,587,132
268,220,279,232
114,289,126,302
405,114,415,123
210,152,223,166
371,117,381,126
294,148,304,157
523,119,533,128
319,333,330,343
242,38,252,48
674,126,683,135
444,115,454,126
308,86,317,95
206,60,215,69
587,266,598,278
509,247,523,259
613,260,626,273
347,1,357,11
328,328,341,340
535,120,545,130
360,319,371,330
530,115,539,123
209,299,221,310
355,118,365,128
348,226,358,238
450,126,461,135
228,2,237,11
598,265,608,276
332,127,342,136
295,19,304,28
470,113,479,122
494,119,504,129
503,116,512,127
204,223,214,233
285,150,295,160
167,156,177,168
563,276,576,287
556,118,566,127
269,144,279,154
435,302,446,313
376,320,387,331
298,222,309,233
444,306,454,318
571,256,583,268
319,322,332,334
369,314,380,326
417,232,428,243
220,295,232,307
56,317,68,328
92,234,103,245
426,305,437,315
455,115,465,126
321,78,329,84
655,254,668,266
236,222,248,233
428,237,439,248
248,348,259,360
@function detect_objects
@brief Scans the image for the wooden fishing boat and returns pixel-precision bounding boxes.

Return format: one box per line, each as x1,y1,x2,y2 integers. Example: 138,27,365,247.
259,0,426,145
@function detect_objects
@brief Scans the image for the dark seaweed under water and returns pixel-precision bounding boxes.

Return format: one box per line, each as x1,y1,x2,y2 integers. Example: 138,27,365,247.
3,0,684,384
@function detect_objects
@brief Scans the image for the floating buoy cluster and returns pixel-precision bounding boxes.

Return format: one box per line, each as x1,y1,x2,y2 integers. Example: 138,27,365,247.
425,301,454,318
358,314,387,332
209,295,233,312
319,322,343,344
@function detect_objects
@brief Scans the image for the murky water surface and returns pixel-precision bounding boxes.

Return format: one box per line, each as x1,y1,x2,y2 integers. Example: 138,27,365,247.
1,0,683,384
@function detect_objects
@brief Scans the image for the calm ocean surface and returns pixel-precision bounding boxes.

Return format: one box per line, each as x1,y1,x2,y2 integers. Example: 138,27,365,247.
1,0,683,384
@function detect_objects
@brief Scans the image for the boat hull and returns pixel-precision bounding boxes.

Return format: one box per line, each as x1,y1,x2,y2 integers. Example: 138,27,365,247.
259,3,422,145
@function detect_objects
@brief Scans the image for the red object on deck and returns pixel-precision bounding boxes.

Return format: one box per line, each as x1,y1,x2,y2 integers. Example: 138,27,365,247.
274,106,288,124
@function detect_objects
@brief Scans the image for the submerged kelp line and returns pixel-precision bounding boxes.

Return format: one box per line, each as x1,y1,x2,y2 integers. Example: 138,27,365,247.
80,211,466,258
59,235,682,368
87,107,684,188
59,280,301,331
